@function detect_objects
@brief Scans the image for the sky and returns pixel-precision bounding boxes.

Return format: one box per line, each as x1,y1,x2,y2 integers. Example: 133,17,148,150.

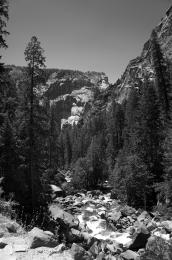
2,0,171,82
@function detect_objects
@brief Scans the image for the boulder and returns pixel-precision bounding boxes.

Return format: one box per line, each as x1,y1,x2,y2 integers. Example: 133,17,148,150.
89,241,101,257
121,206,136,217
71,243,92,260
50,243,66,253
161,220,172,233
113,232,132,247
108,210,122,222
96,252,106,260
137,211,152,224
5,222,21,233
106,243,117,254
67,228,83,243
81,232,97,247
55,243,66,252
49,204,79,228
98,211,106,219
146,236,171,259
146,220,157,232
0,237,8,248
120,250,139,260
129,224,150,251
28,227,58,249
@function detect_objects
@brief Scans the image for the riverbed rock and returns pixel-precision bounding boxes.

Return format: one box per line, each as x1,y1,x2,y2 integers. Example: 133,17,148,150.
67,228,84,243
96,252,106,260
120,250,139,260
146,220,157,232
28,227,58,249
108,210,122,223
121,206,136,217
145,235,172,259
49,204,79,228
161,220,172,233
71,243,92,260
129,224,150,251
137,211,152,225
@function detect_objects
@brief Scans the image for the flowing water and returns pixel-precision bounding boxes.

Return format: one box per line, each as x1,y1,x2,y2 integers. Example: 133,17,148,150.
76,193,132,246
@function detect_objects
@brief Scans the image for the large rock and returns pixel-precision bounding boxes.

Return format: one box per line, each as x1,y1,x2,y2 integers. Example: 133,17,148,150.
28,227,58,249
161,220,172,233
89,241,101,258
108,210,122,222
49,204,79,228
120,250,139,260
0,215,22,237
129,223,150,251
121,206,136,217
137,211,152,225
145,235,172,260
96,252,106,260
71,243,92,260
81,232,97,247
67,228,84,243
5,222,21,233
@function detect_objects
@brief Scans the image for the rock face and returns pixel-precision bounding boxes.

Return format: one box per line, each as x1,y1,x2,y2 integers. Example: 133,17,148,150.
7,66,109,129
44,70,109,128
114,5,172,104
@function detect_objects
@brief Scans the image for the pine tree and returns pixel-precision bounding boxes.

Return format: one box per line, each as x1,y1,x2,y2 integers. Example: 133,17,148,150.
106,101,124,172
0,0,9,74
0,0,9,49
111,152,151,209
163,123,172,205
123,87,140,154
138,80,164,183
24,36,46,208
48,105,59,169
0,116,18,196
63,128,72,169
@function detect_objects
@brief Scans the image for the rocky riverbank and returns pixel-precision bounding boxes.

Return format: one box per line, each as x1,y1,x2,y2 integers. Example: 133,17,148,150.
0,191,172,259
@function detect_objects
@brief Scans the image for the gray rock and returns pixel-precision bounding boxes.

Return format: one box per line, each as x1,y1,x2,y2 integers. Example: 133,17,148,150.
49,204,79,228
49,243,66,255
71,243,92,260
161,220,172,233
137,211,151,224
96,252,106,260
5,222,20,233
89,241,101,258
67,228,83,243
28,227,58,249
0,238,8,248
108,210,122,222
121,250,139,260
121,206,136,217
129,224,150,251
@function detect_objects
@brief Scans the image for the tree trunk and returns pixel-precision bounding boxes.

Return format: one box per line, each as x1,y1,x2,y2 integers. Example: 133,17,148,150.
29,66,35,208
143,190,147,210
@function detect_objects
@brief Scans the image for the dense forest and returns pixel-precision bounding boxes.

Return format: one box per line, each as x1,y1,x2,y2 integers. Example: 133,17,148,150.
0,0,172,218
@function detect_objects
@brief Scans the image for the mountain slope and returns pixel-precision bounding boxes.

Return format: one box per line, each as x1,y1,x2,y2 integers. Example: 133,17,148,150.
115,5,172,103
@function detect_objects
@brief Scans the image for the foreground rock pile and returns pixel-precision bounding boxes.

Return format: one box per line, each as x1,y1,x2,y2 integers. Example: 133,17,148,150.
0,191,172,259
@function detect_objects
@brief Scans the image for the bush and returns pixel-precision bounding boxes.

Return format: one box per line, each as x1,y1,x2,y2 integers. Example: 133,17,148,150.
141,237,172,260
0,178,18,218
